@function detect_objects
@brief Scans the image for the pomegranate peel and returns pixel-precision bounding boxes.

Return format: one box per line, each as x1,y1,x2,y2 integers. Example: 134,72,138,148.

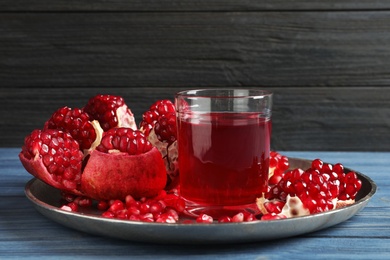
19,151,84,196
147,128,179,188
81,147,167,200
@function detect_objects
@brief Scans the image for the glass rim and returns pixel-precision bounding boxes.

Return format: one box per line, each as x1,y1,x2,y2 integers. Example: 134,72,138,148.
175,88,272,99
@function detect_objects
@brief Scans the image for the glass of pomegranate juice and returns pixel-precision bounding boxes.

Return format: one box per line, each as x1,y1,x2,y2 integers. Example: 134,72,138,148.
175,89,272,218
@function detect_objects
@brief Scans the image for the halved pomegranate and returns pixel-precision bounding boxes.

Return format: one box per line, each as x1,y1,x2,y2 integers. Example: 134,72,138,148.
19,129,84,194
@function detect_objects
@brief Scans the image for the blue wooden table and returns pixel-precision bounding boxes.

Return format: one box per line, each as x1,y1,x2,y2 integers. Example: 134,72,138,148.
1,148,389,259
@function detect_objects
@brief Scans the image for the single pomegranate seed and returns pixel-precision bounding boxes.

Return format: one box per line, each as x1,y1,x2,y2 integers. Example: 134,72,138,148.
264,200,285,214
218,216,232,223
129,214,141,221
140,213,154,222
333,163,344,175
139,202,151,214
97,201,109,211
125,195,137,207
127,205,140,216
231,212,245,223
322,163,333,174
108,200,125,212
196,214,213,223
164,208,180,222
149,201,165,214
97,128,153,155
60,202,78,212
261,213,287,221
68,202,79,211
311,159,323,170
156,214,177,223
102,211,115,218
244,213,257,222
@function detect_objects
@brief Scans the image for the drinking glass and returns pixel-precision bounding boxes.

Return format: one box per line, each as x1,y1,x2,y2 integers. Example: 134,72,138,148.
175,89,273,218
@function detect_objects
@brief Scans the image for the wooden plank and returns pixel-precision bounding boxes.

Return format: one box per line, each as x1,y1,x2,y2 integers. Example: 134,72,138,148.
1,0,390,11
1,11,390,88
2,150,388,258
1,87,389,151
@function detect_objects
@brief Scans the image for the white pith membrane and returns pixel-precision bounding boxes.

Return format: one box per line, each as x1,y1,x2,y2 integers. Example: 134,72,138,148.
281,195,310,217
147,128,179,186
116,105,138,130
85,120,104,155
84,104,137,156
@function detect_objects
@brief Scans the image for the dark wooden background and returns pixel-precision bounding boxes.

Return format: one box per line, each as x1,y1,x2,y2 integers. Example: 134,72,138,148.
1,1,389,151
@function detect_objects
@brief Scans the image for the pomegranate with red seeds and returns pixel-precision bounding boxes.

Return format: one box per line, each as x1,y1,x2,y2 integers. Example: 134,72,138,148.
139,99,176,138
44,106,103,152
83,94,137,131
20,129,84,194
81,128,167,200
139,99,179,188
19,95,167,201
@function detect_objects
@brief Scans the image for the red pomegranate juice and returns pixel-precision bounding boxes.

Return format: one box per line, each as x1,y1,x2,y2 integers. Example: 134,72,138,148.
178,112,271,209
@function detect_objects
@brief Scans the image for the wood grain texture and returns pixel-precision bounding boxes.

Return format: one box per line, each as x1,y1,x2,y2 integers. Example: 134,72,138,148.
1,2,389,150
2,0,390,11
1,149,389,258
1,12,390,88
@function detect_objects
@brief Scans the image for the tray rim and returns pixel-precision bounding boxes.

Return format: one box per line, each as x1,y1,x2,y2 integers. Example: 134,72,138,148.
24,157,377,244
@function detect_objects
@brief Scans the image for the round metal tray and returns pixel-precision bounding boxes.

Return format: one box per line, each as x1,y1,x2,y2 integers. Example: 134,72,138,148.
25,158,376,244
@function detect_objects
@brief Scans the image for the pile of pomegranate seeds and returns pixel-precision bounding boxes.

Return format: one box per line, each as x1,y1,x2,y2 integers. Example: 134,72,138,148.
260,157,363,220
61,189,185,223
58,151,363,224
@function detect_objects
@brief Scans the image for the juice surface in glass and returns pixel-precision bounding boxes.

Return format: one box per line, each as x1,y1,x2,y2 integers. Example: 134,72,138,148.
178,112,271,207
